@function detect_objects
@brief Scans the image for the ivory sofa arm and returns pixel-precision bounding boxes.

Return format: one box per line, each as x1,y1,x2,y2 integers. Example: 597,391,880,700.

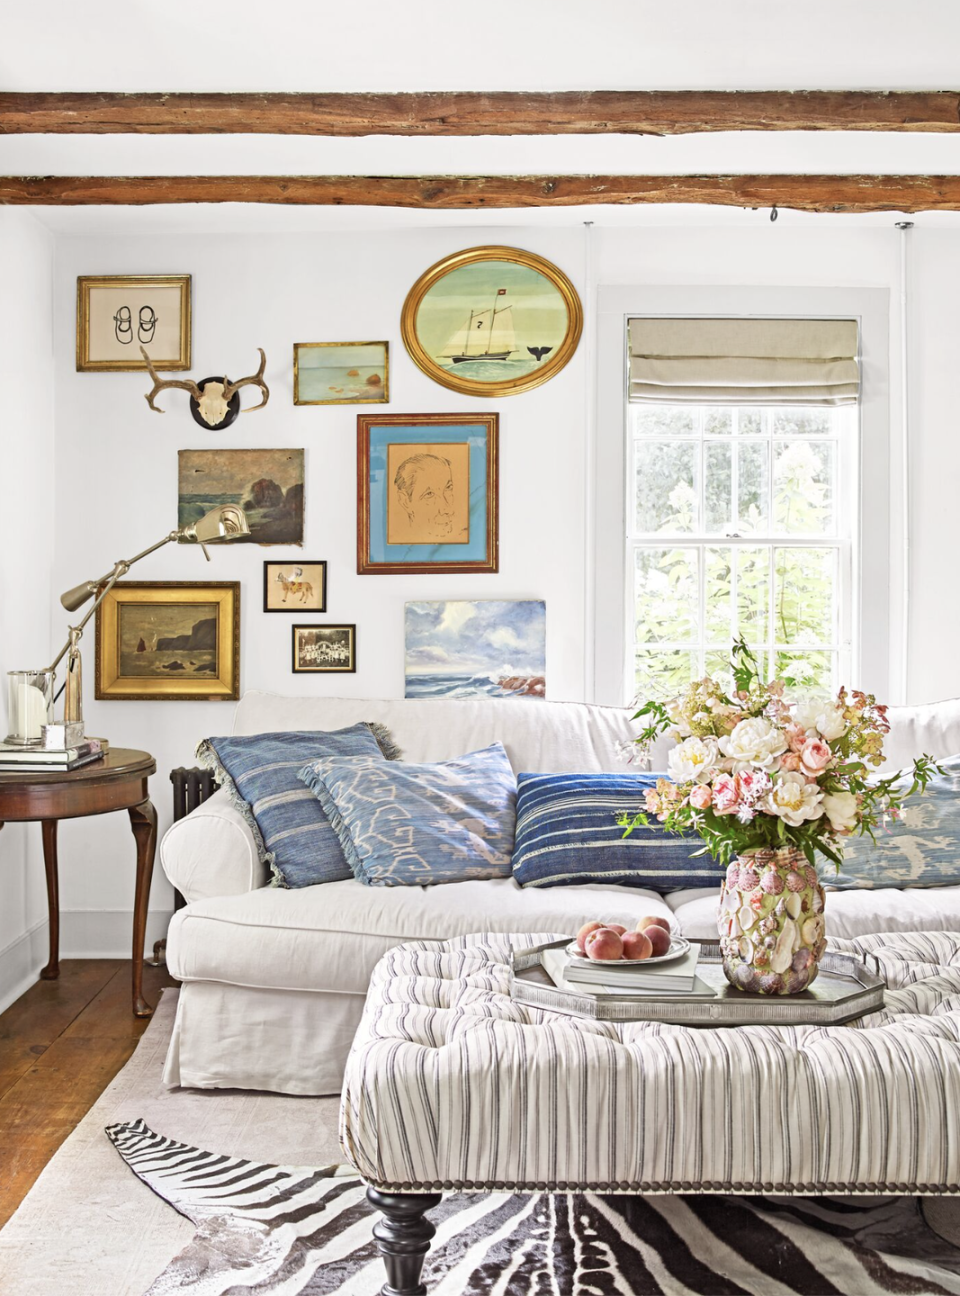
160,786,269,901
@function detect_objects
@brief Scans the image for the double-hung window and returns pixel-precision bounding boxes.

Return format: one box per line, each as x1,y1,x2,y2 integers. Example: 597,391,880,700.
626,316,860,700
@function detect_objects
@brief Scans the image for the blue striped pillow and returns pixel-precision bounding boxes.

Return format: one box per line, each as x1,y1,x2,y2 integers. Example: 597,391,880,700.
196,724,400,888
511,772,724,892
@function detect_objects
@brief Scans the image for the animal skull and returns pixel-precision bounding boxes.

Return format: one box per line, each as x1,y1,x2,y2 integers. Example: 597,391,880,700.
140,347,269,428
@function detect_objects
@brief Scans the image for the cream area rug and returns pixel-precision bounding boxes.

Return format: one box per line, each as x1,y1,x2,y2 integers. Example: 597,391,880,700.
3,989,960,1296
0,990,343,1296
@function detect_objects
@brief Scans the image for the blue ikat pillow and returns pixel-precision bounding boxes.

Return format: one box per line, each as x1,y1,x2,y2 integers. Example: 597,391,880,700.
511,772,724,892
196,724,400,888
298,742,517,886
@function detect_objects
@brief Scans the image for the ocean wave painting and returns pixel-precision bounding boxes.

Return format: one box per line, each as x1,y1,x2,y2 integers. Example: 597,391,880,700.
405,600,545,701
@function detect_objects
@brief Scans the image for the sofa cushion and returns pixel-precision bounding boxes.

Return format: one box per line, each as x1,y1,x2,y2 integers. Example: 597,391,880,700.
665,884,960,940
831,754,960,889
511,771,724,892
299,743,517,886
165,879,676,996
196,724,397,888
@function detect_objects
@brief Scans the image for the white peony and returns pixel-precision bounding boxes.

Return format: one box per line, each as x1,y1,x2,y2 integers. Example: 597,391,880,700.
823,789,859,833
667,735,720,784
794,698,848,742
718,716,788,772
761,772,824,827
665,697,693,738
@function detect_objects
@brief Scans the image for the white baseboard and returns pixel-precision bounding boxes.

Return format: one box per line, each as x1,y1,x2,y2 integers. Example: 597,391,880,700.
0,920,50,1015
0,909,173,1014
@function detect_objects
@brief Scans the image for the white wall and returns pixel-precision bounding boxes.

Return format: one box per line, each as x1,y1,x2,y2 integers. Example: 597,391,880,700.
19,212,960,964
0,210,56,1011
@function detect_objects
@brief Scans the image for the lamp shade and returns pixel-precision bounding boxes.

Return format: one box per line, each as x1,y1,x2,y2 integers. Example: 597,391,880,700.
181,504,251,544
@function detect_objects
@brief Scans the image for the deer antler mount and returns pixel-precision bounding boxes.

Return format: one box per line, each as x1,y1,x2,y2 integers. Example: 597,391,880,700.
140,347,269,429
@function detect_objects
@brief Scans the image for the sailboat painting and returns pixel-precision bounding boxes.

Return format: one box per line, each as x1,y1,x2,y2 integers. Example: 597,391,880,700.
402,247,583,397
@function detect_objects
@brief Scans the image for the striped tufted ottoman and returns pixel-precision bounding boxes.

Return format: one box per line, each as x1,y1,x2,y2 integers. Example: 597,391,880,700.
341,930,960,1295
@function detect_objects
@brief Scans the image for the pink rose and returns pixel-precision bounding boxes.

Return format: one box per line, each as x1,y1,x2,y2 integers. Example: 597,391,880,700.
780,752,801,772
785,723,809,754
712,774,740,815
644,789,660,813
800,737,832,776
689,784,713,810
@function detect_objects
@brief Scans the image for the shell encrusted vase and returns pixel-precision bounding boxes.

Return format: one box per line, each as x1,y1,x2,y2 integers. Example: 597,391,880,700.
718,847,827,994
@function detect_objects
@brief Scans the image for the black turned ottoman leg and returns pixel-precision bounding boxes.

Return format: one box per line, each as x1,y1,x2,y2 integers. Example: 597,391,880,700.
367,1187,443,1296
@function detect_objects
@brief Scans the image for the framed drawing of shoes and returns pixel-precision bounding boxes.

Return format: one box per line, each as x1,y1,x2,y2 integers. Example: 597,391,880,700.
77,274,191,372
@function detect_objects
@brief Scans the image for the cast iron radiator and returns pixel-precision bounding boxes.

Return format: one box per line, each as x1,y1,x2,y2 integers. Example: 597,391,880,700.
148,766,216,965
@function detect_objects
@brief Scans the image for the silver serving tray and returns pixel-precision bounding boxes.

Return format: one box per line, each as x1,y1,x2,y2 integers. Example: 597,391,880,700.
510,939,885,1027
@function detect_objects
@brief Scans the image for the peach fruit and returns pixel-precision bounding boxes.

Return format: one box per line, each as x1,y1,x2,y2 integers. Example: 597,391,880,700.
576,921,604,952
621,931,653,960
644,925,672,957
604,923,628,936
635,915,671,935
584,928,624,961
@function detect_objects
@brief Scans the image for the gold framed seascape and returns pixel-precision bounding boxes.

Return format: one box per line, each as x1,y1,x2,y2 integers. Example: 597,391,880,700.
95,581,240,701
293,341,389,405
400,246,582,397
77,274,191,372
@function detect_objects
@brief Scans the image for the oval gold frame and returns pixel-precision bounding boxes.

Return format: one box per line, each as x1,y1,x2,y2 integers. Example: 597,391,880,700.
400,246,583,398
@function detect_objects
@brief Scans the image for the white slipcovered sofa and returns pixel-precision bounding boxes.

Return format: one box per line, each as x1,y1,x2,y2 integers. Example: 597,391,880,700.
160,689,960,1096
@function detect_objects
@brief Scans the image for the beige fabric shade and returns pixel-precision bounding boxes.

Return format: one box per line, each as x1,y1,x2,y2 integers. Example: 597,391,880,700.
628,317,860,406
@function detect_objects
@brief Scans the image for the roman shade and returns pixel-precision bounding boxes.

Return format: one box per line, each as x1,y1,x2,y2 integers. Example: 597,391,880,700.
628,317,860,406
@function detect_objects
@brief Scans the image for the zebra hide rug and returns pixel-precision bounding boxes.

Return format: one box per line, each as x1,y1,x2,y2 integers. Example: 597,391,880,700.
107,1120,960,1296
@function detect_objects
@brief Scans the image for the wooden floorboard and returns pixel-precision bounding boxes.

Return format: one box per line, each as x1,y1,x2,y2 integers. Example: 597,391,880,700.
0,959,176,1229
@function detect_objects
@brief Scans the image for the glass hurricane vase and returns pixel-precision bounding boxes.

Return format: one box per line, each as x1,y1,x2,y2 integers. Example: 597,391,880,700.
717,846,827,995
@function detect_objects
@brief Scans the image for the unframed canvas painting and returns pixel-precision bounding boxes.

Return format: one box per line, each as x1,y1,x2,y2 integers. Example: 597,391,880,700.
178,449,304,546
405,600,545,699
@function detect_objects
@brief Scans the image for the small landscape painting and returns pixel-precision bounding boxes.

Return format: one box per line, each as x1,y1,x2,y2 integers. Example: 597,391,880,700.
95,582,239,701
178,449,304,546
118,602,218,677
292,625,356,673
294,342,388,405
405,600,545,700
264,561,327,612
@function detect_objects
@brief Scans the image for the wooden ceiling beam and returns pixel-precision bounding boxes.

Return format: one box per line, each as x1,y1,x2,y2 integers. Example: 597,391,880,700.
2,91,959,136
2,173,960,212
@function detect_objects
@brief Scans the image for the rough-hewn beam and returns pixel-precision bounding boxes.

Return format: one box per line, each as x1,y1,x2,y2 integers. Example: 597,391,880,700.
1,174,959,212
2,91,960,136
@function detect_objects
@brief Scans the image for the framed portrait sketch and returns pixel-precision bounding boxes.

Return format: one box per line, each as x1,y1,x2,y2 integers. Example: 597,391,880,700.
357,412,498,575
294,341,388,405
263,560,327,612
400,246,582,397
77,274,191,372
292,625,356,673
95,582,239,701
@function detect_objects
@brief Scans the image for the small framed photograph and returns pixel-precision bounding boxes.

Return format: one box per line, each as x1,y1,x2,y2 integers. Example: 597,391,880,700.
292,624,356,673
263,561,327,612
294,341,388,405
95,581,239,701
357,412,498,575
77,274,191,372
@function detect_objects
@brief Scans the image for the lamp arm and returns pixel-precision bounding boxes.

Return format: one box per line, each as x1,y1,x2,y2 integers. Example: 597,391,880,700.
46,529,181,674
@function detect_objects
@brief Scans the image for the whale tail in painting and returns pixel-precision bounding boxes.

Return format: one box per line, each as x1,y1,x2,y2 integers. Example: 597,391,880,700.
527,346,553,362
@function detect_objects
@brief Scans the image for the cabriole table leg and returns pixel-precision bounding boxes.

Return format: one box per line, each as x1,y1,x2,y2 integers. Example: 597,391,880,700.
40,819,60,980
128,799,158,1017
367,1187,443,1296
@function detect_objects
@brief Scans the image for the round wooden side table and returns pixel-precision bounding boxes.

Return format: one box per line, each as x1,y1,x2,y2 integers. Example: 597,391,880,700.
0,748,158,1016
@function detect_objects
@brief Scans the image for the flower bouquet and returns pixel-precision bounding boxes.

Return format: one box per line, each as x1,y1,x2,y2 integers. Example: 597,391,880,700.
623,640,938,995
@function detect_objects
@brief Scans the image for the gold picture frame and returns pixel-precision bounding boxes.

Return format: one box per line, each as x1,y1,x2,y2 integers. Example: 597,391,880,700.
293,341,389,405
95,581,240,701
77,274,191,372
400,246,582,397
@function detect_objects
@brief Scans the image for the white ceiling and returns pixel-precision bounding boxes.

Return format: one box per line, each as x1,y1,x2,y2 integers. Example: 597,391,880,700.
4,0,960,92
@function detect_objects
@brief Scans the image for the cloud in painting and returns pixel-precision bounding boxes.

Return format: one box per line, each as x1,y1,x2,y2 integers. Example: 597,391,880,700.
405,600,545,694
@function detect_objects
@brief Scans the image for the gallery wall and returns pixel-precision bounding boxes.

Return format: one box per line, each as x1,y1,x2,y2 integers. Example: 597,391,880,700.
0,211,952,988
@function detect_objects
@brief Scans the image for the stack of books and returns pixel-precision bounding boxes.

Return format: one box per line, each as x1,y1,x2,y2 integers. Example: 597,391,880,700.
0,738,105,774
543,943,712,998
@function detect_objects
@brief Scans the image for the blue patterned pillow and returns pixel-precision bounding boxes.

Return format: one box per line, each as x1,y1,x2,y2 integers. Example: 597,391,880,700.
196,724,400,888
830,755,960,889
511,772,724,892
298,742,517,886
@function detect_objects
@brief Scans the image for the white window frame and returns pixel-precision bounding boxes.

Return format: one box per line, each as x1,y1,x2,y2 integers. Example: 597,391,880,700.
592,286,891,707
